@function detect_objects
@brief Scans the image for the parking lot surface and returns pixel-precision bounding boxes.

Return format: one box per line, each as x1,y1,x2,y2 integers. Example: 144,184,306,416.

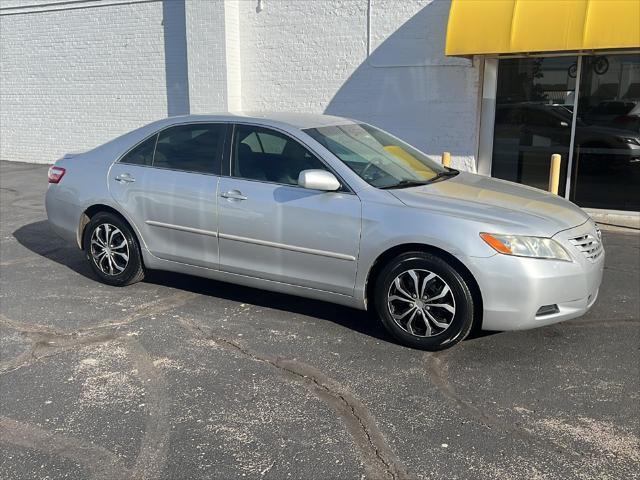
1,160,639,480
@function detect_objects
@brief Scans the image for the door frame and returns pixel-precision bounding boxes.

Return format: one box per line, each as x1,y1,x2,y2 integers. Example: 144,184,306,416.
216,122,363,295
109,121,229,268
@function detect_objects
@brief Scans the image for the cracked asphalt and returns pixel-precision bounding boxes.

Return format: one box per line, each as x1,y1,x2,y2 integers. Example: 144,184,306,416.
1,160,639,480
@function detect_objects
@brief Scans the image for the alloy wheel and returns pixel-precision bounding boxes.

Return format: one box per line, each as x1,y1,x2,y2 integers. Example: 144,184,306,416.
387,269,456,337
90,223,130,276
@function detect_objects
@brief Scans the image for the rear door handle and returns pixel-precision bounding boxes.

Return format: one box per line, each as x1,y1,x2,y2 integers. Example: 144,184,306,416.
220,190,247,201
115,173,136,183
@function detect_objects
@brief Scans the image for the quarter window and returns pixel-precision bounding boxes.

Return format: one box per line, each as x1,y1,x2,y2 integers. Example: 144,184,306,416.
153,124,226,174
256,131,287,154
120,134,157,166
233,125,328,186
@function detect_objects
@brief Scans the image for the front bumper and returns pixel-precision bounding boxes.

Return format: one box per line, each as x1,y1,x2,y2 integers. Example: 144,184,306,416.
465,223,604,331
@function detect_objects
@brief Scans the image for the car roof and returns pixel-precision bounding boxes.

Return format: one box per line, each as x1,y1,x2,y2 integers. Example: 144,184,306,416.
161,112,357,130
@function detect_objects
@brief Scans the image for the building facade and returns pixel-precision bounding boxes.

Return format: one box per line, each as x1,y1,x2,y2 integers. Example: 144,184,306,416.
1,0,638,213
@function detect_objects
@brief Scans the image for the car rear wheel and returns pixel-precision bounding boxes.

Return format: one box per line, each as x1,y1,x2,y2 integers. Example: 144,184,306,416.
83,212,145,286
374,251,475,350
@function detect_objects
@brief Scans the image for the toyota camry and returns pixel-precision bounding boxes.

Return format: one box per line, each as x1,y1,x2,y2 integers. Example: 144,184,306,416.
46,113,604,350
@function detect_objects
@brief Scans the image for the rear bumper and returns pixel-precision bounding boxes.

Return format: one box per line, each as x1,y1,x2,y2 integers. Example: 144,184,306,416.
45,185,82,246
464,233,604,331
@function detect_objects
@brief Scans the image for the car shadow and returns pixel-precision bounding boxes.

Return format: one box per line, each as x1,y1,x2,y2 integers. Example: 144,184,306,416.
13,220,392,342
146,270,496,342
13,220,94,278
144,269,392,342
13,220,493,345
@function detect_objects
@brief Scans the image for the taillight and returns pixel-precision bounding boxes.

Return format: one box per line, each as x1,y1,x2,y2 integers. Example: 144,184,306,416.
48,166,66,184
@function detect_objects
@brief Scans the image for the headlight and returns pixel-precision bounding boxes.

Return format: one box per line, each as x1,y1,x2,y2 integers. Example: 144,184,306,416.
480,233,572,261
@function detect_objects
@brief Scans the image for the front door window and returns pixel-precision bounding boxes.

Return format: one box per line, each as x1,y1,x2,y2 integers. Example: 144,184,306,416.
232,124,328,186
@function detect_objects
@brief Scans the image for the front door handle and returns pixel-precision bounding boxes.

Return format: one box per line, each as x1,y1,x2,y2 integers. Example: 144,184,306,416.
220,190,248,201
115,173,136,183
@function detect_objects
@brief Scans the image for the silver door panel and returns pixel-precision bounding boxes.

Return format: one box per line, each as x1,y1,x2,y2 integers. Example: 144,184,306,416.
217,178,361,295
109,163,219,269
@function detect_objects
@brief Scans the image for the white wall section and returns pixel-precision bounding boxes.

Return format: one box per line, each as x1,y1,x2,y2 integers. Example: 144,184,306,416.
0,0,481,170
1,0,168,163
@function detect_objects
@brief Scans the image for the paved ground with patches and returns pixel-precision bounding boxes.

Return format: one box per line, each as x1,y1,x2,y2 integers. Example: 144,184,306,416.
1,160,639,480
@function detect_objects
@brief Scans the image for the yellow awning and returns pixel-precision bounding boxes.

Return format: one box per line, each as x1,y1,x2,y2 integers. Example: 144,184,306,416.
446,0,640,56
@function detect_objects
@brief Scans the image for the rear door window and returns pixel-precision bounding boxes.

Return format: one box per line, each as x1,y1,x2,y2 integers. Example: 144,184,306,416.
153,124,226,175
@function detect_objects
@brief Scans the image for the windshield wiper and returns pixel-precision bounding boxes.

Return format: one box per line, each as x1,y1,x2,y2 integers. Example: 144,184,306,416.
380,170,460,189
380,180,432,189
428,169,459,183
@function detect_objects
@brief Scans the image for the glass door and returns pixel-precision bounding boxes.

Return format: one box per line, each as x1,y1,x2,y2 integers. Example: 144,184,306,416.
569,53,640,211
491,57,577,196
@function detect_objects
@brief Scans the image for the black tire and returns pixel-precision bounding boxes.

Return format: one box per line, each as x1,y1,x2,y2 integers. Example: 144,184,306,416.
83,212,145,286
373,251,475,350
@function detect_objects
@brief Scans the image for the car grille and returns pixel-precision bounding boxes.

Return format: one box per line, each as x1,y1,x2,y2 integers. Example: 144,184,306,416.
569,230,603,262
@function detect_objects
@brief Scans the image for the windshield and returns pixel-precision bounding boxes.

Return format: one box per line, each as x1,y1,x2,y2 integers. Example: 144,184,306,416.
304,123,453,188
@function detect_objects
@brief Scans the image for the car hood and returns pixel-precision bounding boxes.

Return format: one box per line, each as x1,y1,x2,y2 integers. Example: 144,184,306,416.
577,123,640,140
388,172,590,236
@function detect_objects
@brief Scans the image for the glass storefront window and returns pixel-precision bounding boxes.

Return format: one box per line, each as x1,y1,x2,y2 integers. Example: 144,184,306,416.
492,57,577,196
491,54,640,212
570,54,640,211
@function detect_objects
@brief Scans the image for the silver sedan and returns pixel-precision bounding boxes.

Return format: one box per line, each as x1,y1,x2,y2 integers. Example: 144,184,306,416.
46,113,604,350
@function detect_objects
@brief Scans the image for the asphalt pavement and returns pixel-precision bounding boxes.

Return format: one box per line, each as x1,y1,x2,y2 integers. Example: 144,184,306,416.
1,160,639,480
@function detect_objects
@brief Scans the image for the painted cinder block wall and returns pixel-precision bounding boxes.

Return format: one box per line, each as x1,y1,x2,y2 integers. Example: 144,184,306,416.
0,0,480,171
0,1,171,164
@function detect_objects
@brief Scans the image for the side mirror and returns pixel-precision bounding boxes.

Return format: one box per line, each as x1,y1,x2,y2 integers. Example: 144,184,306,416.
298,170,341,191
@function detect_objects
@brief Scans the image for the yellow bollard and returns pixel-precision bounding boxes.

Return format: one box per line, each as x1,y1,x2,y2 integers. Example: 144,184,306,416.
548,153,561,195
442,151,451,168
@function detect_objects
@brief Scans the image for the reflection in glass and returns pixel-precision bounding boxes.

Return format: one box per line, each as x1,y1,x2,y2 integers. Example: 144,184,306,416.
305,123,447,188
491,57,577,196
570,54,640,212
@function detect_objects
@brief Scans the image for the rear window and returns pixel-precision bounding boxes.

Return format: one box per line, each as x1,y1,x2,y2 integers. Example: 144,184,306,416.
120,135,157,166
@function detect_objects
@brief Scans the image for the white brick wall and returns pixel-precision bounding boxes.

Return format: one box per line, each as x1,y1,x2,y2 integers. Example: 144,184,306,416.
237,0,481,170
238,0,369,113
0,0,169,163
223,0,242,112
0,0,481,170
185,0,228,114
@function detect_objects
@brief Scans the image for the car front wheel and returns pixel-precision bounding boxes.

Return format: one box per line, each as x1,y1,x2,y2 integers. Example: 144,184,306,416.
83,212,145,286
374,251,475,350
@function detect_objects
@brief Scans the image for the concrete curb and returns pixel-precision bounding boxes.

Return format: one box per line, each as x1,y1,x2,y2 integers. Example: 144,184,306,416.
587,209,640,231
